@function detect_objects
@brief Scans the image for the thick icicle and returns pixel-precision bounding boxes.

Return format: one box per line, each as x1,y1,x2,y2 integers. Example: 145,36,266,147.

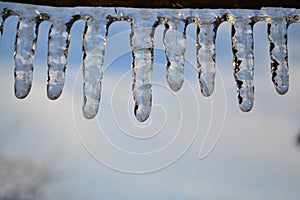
82,16,108,119
196,13,221,97
163,18,186,92
47,18,69,100
14,17,36,98
267,17,289,94
130,11,155,122
229,12,255,112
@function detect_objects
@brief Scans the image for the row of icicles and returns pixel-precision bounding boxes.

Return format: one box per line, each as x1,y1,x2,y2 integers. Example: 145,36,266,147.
0,7,299,122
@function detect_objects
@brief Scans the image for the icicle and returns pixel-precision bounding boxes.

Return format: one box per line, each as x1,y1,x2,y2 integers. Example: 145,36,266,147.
163,18,186,92
229,12,255,112
267,17,289,94
82,16,108,119
0,16,3,39
47,18,70,100
130,11,155,122
14,17,36,98
195,13,221,97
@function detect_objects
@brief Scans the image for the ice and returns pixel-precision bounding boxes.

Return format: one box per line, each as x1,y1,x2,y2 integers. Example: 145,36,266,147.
163,17,186,92
268,19,289,94
47,17,69,100
14,18,36,98
263,8,290,95
129,10,156,122
194,11,222,97
0,8,37,99
82,15,108,119
228,10,255,112
0,1,299,120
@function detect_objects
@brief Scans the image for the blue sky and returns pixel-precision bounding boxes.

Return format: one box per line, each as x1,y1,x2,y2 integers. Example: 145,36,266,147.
0,12,300,200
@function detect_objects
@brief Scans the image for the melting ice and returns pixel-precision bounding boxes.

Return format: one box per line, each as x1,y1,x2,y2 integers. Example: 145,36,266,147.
0,1,299,121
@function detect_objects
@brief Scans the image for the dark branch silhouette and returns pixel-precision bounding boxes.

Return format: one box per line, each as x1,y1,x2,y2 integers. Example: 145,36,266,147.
1,0,300,8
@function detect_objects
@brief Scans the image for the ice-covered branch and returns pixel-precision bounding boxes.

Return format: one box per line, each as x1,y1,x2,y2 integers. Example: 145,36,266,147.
0,1,299,120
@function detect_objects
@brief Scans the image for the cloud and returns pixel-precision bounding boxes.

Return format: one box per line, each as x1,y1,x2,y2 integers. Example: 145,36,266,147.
0,154,63,200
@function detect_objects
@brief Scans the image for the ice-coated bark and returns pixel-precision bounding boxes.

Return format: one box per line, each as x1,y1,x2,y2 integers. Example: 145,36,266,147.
130,10,156,122
82,16,108,119
229,11,255,112
14,18,36,98
163,18,186,92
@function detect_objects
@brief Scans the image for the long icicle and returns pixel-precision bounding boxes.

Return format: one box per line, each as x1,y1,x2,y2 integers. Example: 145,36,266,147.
14,17,36,98
196,16,221,97
82,16,108,119
47,17,70,100
130,11,155,122
267,17,289,95
230,14,255,112
163,18,186,92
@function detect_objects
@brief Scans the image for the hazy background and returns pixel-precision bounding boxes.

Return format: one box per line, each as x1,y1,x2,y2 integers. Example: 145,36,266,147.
0,14,300,199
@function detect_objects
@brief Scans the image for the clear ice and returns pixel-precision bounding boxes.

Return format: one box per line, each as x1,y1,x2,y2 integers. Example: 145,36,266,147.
14,17,36,98
47,18,69,100
129,10,156,122
163,17,186,92
263,8,290,95
0,1,299,120
195,11,222,97
228,10,255,112
82,15,108,119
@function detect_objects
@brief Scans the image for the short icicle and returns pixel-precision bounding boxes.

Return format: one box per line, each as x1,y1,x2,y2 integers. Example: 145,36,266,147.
163,18,186,92
130,11,155,122
196,14,221,97
47,18,70,100
14,17,36,99
229,12,255,112
267,17,289,94
82,16,108,119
